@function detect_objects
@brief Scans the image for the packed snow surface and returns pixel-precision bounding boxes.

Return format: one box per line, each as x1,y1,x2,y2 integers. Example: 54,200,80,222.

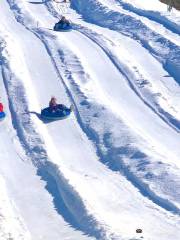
0,0,180,239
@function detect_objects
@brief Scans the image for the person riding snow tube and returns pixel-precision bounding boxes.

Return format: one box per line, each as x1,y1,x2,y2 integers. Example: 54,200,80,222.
49,96,58,112
41,97,73,120
0,102,6,120
54,16,72,31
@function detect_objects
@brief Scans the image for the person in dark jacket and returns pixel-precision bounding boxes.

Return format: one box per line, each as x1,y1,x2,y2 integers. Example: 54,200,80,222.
49,97,58,112
57,16,70,27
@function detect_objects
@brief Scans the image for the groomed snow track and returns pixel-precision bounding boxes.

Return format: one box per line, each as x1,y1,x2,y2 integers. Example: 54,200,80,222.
0,0,180,239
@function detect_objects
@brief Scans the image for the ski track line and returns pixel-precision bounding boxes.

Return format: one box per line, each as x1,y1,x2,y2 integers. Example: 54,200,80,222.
71,0,180,85
17,0,180,216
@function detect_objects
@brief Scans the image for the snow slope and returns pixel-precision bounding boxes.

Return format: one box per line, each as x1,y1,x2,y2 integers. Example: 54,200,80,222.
0,0,180,239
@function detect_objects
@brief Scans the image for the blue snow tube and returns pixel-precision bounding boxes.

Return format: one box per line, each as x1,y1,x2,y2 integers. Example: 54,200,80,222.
41,104,72,120
0,112,6,120
53,23,72,32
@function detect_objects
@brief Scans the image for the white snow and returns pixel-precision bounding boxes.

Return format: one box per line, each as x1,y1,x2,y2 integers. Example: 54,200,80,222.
0,0,180,239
